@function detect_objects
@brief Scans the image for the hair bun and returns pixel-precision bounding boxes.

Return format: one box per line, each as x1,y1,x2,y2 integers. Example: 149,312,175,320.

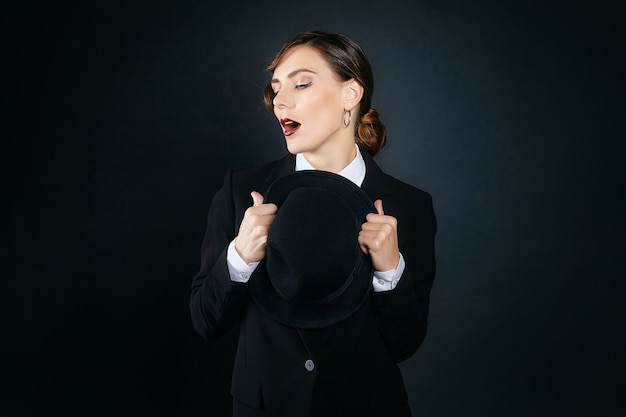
356,108,386,156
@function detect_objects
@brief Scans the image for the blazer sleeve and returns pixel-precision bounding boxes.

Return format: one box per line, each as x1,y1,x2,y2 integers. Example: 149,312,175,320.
189,171,251,341
372,190,437,362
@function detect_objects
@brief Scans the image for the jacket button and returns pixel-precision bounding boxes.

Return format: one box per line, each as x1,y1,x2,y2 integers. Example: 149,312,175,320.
304,359,315,372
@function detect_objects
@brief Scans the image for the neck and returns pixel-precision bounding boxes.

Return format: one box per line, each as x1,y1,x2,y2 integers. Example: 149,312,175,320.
303,141,357,173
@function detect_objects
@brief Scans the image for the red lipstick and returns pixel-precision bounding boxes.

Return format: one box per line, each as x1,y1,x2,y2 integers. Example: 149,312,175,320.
280,118,301,136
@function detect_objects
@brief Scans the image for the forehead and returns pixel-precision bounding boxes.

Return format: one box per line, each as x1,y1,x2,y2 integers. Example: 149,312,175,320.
272,45,334,79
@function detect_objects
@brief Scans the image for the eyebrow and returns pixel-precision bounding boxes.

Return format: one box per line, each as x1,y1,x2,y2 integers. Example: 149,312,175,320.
271,69,317,84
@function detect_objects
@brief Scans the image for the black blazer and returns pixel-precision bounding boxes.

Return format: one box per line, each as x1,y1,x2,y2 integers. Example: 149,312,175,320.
190,152,436,417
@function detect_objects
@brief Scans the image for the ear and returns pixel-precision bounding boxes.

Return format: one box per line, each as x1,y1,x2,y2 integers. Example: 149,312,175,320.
343,79,364,112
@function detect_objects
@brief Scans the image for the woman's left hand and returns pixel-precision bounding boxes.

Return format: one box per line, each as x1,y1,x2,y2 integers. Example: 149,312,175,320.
358,199,400,272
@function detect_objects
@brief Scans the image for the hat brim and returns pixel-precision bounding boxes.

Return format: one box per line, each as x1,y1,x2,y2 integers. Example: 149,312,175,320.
251,255,373,329
250,170,376,329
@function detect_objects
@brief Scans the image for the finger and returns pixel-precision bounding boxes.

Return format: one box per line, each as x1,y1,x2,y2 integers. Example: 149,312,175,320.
359,233,386,246
359,229,384,246
359,233,385,247
357,239,370,255
365,213,398,230
365,213,384,223
245,204,278,219
251,191,264,207
374,199,384,216
364,213,393,226
361,222,391,232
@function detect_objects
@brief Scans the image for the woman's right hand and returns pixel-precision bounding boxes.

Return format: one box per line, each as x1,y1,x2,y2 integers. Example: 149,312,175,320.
234,191,277,264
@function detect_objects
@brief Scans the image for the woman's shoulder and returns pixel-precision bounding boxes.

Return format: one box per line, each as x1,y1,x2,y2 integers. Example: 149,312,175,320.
378,172,436,237
383,172,432,202
364,153,432,204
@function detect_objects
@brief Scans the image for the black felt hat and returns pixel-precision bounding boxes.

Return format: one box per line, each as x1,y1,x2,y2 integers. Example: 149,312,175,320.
250,170,376,329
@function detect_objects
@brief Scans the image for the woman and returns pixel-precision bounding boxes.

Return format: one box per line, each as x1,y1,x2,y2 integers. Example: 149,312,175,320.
190,31,436,417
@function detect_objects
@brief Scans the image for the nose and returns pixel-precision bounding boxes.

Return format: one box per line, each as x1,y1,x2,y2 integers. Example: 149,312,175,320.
273,88,292,110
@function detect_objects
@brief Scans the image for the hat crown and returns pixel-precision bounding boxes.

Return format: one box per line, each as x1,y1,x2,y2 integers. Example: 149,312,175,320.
266,187,360,305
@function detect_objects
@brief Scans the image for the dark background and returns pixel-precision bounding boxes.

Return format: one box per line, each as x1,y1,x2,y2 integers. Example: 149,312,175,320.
3,0,625,415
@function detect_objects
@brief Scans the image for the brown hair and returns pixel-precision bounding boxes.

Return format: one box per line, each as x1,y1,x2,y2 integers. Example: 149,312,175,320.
263,31,386,156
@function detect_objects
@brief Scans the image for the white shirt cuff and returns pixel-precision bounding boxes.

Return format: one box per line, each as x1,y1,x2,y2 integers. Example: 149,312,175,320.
227,239,260,283
372,253,405,292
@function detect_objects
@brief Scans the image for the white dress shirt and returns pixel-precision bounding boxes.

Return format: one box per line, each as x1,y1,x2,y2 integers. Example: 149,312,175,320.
227,144,405,292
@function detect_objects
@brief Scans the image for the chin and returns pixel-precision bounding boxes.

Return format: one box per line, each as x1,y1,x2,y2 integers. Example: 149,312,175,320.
285,139,308,155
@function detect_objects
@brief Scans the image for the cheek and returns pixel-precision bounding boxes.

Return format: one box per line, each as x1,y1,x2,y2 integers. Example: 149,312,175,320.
306,90,341,119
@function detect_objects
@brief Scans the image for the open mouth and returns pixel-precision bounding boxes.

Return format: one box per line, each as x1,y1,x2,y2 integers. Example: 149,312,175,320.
280,118,301,136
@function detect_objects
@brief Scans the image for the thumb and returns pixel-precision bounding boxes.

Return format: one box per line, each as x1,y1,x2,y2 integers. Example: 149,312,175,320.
374,199,385,216
251,191,264,207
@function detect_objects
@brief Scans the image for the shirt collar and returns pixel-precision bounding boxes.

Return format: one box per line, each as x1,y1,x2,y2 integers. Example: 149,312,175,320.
295,144,366,187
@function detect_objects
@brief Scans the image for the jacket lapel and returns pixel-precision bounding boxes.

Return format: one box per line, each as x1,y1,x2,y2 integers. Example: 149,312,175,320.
361,152,391,201
262,153,296,194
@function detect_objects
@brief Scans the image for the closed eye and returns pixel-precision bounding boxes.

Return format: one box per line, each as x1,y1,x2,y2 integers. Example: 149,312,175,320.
296,82,312,90
271,81,312,96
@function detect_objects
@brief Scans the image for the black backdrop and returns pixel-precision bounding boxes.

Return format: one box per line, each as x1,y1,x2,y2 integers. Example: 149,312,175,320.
4,0,625,416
